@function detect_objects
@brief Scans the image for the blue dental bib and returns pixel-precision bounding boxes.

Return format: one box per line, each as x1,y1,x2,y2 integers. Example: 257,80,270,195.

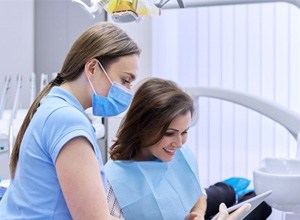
104,145,203,220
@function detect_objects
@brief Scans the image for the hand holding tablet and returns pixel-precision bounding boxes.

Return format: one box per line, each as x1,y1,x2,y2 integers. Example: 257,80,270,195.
212,190,272,220
214,203,251,220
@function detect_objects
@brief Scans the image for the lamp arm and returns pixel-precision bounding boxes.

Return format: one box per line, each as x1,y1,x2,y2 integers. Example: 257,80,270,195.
160,0,300,9
185,87,300,140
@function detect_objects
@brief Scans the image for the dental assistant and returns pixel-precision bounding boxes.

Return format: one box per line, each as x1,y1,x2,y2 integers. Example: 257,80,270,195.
0,22,140,220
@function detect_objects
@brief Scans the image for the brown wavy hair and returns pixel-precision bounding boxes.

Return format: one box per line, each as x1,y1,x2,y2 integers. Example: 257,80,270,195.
109,77,194,160
10,22,140,178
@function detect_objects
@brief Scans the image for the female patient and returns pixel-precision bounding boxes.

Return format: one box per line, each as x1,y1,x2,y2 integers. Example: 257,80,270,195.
104,78,250,220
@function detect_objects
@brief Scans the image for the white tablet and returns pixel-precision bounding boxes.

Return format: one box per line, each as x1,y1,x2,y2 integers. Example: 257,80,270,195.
211,190,272,220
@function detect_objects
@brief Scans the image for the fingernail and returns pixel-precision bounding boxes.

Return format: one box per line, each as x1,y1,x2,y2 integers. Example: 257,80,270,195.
244,204,251,211
220,203,226,210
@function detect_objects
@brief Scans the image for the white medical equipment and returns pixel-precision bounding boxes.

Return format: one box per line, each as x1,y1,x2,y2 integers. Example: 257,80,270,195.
0,76,10,120
0,76,11,179
9,74,23,155
0,73,39,179
0,74,23,179
159,0,300,9
30,73,36,107
185,86,300,219
73,0,300,22
40,73,49,92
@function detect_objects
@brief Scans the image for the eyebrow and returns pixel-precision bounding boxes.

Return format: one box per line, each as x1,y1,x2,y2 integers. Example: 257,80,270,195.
167,127,190,132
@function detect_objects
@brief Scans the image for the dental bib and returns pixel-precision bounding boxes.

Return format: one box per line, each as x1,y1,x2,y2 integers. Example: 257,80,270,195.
104,145,203,220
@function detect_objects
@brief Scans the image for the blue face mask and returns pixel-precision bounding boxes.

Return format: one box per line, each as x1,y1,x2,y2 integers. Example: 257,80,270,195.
88,62,133,117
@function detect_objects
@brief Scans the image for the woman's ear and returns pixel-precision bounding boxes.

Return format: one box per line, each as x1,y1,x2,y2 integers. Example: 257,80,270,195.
84,59,98,78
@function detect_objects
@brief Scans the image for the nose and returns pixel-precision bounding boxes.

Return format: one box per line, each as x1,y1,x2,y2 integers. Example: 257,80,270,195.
172,134,183,148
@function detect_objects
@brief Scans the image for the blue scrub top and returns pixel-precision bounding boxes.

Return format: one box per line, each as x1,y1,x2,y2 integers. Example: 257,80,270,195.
0,87,106,220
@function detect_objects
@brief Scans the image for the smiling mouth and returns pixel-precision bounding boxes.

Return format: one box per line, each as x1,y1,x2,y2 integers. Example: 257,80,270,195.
163,148,176,154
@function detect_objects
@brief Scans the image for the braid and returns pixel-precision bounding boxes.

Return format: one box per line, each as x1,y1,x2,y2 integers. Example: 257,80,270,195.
50,73,64,86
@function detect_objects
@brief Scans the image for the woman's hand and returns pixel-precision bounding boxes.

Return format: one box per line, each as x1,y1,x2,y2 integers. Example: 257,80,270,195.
185,194,207,220
184,210,205,220
215,203,251,220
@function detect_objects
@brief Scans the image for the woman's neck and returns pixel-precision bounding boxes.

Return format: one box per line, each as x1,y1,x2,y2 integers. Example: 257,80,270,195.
133,151,158,161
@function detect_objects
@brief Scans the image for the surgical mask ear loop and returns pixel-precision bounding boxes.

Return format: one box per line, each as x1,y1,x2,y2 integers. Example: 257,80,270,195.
87,61,111,95
98,61,113,85
87,75,97,94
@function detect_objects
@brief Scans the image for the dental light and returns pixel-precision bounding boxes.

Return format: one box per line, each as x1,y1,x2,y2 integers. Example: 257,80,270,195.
110,0,139,22
72,0,160,23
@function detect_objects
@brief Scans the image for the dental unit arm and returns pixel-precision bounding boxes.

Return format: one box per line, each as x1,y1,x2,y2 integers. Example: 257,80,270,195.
73,0,300,23
185,87,300,157
158,0,300,9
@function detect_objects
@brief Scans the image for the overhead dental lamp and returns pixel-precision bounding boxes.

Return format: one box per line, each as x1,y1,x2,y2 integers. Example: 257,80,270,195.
72,0,300,22
110,0,139,22
72,0,160,22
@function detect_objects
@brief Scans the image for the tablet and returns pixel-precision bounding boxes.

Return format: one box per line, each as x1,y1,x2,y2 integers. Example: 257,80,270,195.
211,190,272,220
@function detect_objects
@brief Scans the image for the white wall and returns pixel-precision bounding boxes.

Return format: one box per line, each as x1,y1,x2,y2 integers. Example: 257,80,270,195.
0,0,34,109
34,0,105,88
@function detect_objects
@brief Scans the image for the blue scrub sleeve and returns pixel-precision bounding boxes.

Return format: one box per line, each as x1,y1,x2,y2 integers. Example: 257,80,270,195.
42,106,97,163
